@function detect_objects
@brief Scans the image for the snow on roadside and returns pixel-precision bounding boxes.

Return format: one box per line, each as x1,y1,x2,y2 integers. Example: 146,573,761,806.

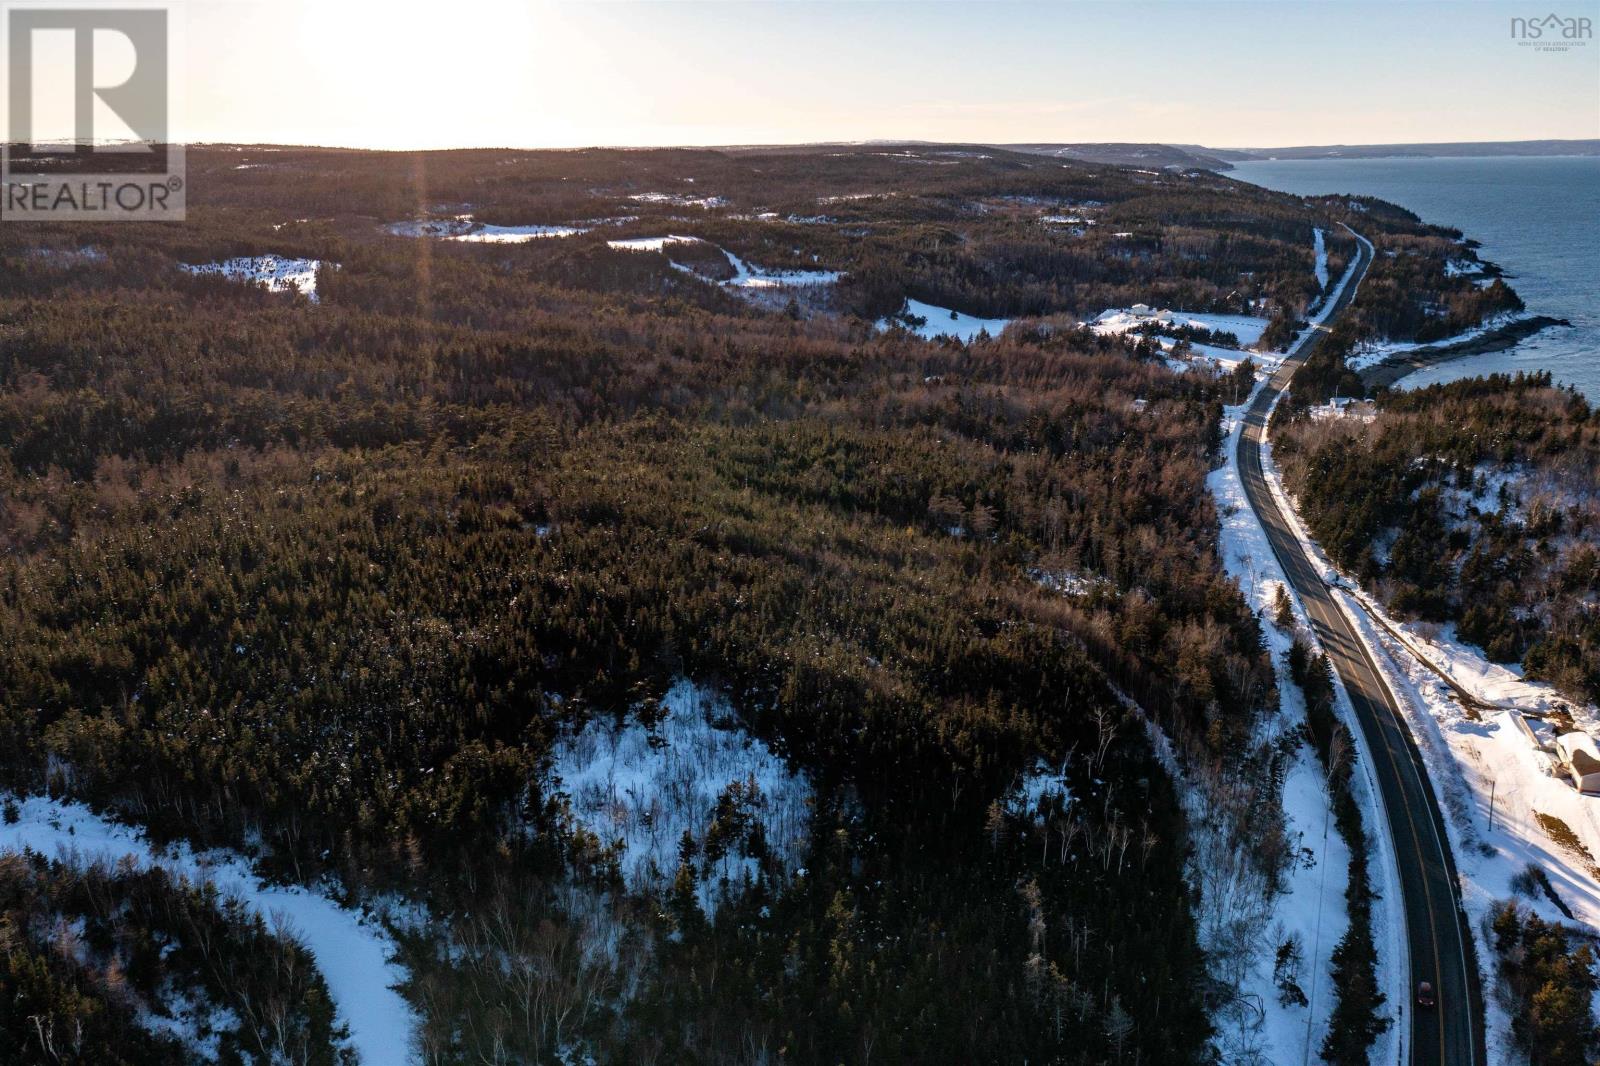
1205,395,1356,1062
551,679,811,913
181,256,326,301
1258,423,1600,1063
0,792,418,1065
1194,228,1402,1064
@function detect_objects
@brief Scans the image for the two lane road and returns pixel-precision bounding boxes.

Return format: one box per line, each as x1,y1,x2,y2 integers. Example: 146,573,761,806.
1236,233,1485,1065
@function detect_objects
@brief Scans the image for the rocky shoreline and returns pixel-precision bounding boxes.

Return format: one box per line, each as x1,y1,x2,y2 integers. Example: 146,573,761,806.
1358,314,1571,390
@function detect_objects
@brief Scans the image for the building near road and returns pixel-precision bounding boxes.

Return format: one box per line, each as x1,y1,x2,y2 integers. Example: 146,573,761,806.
1555,732,1600,793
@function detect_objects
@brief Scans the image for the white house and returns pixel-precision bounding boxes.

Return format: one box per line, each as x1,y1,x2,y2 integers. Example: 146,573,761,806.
1555,732,1600,793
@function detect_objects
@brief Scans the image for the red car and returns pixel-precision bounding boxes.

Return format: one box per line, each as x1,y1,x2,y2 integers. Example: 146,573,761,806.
1417,981,1436,1009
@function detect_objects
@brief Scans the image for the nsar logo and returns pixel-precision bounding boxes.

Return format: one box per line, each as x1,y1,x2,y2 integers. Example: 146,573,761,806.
1511,12,1593,50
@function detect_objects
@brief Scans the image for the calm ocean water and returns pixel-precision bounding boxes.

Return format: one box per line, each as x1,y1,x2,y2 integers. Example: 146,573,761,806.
1233,156,1600,400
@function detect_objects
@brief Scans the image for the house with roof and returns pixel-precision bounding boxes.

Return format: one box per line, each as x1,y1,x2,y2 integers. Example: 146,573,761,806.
1556,732,1600,793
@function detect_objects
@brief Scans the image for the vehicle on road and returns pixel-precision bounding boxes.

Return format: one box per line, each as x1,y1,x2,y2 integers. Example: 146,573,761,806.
1418,981,1437,1010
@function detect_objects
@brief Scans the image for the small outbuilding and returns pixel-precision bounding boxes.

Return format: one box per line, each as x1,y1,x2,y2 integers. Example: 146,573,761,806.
1556,732,1600,793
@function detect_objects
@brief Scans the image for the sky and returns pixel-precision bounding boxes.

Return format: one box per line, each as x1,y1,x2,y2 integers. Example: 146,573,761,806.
19,0,1600,149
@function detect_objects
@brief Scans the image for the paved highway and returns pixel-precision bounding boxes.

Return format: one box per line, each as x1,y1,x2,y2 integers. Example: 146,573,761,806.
1236,233,1485,1065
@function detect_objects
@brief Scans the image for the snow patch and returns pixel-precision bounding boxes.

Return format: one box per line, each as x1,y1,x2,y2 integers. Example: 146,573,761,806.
0,792,419,1066
551,679,811,913
180,256,327,302
1345,311,1530,373
387,215,588,243
880,298,1011,342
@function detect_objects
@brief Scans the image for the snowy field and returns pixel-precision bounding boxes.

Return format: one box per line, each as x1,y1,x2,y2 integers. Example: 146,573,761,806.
180,256,326,301
1090,306,1274,372
606,234,700,252
551,679,812,913
610,235,842,301
387,216,588,242
626,192,727,209
881,297,1011,342
0,792,417,1065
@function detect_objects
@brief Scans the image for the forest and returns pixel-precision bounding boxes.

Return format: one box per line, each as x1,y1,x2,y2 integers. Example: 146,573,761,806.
1273,372,1600,706
0,144,1501,1063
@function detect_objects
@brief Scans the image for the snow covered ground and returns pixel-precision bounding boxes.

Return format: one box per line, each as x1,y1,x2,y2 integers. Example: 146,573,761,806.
1345,310,1531,372
551,679,811,913
723,250,840,290
387,216,588,242
1090,306,1274,372
453,222,588,243
1259,430,1600,1063
881,298,1011,342
0,792,417,1065
1204,399,1376,1064
1313,227,1330,293
1006,760,1071,824
606,234,700,252
180,256,326,301
627,192,727,209
1190,229,1404,1063
611,235,842,300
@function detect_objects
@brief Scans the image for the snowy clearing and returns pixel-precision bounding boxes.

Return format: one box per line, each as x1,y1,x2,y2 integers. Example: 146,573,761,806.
616,236,842,299
606,234,701,252
880,298,1011,342
180,256,326,301
1006,760,1071,824
626,192,728,209
1313,227,1329,292
551,679,812,913
1091,307,1272,348
1091,306,1274,372
387,215,588,242
723,250,840,290
0,791,418,1065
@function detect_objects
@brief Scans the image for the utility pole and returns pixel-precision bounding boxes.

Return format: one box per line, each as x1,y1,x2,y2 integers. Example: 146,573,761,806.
1488,779,1497,832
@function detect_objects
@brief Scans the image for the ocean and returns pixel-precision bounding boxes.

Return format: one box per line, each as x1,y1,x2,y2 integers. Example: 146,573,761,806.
1232,156,1600,401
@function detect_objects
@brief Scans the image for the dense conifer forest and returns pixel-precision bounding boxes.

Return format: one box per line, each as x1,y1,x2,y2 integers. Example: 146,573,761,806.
1274,374,1600,706
0,144,1517,1062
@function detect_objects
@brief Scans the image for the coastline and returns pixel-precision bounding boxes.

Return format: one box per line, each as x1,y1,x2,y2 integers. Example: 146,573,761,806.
1229,156,1597,402
1357,314,1571,391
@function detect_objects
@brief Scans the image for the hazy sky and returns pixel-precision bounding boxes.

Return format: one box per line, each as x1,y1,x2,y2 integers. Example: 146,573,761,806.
36,0,1600,149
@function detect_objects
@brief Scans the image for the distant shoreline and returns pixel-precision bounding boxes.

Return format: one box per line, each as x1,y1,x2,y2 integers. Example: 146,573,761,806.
1358,315,1571,390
